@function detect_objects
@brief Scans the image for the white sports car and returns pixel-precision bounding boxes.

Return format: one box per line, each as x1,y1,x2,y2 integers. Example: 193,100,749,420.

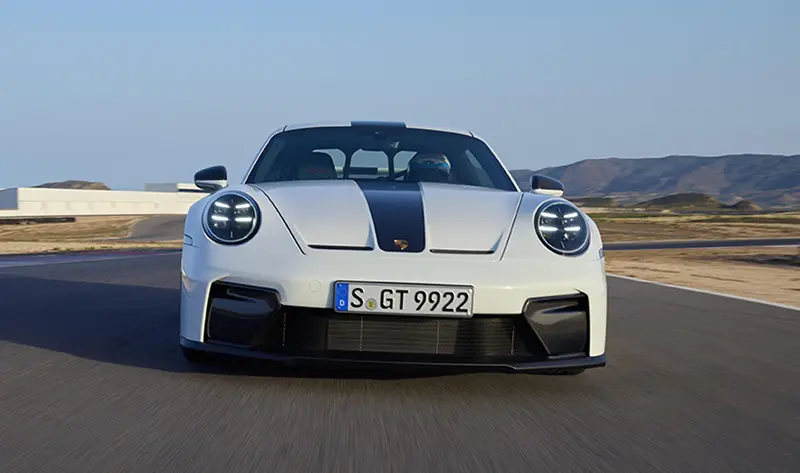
179,121,607,375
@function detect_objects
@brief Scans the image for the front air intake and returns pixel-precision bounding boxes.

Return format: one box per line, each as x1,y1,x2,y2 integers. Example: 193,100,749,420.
522,294,590,357
205,282,281,347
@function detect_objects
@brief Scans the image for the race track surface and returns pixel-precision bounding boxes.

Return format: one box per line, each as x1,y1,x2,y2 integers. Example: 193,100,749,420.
126,215,186,241
1,254,798,472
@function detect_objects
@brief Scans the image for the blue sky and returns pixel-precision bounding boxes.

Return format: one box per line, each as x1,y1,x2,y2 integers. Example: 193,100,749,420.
1,0,798,190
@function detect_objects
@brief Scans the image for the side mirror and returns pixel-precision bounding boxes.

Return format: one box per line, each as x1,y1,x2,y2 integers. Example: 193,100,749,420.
530,174,564,197
194,165,228,192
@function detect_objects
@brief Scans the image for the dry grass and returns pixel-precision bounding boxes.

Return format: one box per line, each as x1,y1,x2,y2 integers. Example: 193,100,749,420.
0,216,147,242
605,246,800,306
594,212,799,242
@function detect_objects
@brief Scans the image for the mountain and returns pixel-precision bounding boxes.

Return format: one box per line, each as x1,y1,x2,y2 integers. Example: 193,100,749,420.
568,197,621,208
511,154,800,208
634,193,762,211
34,180,110,190
726,199,762,212
636,192,724,209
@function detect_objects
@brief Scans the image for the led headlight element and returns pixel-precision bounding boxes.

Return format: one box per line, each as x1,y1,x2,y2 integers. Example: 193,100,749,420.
202,191,260,244
535,200,590,256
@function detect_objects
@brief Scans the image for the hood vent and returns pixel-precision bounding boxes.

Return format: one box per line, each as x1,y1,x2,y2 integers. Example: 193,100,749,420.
308,244,373,251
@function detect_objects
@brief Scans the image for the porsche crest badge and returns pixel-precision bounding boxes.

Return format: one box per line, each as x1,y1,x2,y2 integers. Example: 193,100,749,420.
393,239,409,251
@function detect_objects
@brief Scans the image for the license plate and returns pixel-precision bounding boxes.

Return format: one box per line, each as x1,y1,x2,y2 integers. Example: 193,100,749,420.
333,281,474,317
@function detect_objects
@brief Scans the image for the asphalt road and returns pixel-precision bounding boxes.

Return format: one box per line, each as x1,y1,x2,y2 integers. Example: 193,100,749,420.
1,254,798,472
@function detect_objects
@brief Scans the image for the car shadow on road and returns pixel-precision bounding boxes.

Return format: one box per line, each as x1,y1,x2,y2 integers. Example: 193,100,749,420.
0,274,532,381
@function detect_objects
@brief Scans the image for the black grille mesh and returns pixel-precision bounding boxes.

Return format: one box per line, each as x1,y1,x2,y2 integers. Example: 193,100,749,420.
279,309,543,360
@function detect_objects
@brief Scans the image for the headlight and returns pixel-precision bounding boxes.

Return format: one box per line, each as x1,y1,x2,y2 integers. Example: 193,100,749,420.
534,200,590,256
202,191,260,244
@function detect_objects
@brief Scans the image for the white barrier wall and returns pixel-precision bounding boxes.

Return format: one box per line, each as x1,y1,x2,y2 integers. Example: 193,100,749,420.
0,187,205,218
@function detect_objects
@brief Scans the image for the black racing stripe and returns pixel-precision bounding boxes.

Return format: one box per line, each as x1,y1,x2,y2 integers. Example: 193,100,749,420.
356,180,426,253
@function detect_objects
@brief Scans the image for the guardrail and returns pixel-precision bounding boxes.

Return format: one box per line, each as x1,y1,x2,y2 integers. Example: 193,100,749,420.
0,187,205,219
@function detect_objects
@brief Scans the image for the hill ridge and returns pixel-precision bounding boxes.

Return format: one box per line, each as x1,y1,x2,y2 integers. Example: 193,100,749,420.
511,153,799,208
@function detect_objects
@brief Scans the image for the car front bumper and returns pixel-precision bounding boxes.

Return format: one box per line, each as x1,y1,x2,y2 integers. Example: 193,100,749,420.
180,241,608,357
180,275,607,372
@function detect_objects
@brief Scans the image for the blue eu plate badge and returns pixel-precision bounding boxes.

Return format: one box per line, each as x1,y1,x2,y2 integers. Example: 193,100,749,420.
334,282,349,311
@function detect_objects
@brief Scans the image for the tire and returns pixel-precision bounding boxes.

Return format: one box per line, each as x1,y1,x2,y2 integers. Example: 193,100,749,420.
181,346,216,364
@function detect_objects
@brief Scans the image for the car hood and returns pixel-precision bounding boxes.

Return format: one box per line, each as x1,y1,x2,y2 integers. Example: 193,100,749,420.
250,180,523,253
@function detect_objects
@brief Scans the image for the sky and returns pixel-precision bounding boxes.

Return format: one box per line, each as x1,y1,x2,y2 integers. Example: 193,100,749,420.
1,0,798,190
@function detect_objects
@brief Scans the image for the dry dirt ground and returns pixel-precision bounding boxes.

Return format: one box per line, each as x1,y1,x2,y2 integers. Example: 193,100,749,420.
593,212,799,242
0,216,181,255
0,216,147,241
605,246,799,306
0,240,182,254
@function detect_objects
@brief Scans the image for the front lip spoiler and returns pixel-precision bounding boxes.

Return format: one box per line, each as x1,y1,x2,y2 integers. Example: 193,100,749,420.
180,338,606,373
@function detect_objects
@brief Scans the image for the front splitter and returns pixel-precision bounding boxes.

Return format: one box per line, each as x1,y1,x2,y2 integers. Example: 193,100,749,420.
180,337,606,373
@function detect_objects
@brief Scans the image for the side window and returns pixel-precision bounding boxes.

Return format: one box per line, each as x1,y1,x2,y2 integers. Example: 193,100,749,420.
392,151,416,174
463,150,495,187
314,149,346,177
349,150,388,178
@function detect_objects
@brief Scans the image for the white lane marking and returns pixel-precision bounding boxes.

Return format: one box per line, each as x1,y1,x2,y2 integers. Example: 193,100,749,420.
0,252,180,269
608,273,800,312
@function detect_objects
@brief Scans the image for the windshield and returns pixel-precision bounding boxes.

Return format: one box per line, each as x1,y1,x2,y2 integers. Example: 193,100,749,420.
244,126,518,191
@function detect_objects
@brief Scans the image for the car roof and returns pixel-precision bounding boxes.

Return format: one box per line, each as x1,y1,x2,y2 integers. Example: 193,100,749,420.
280,121,475,137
